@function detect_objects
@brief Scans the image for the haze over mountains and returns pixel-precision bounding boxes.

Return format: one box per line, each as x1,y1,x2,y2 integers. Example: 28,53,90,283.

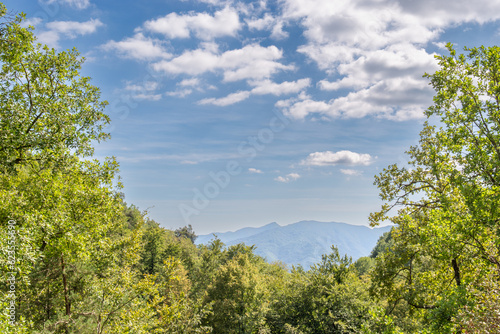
196,221,392,269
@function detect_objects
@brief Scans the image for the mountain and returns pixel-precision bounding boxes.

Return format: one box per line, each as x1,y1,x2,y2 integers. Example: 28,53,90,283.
196,221,392,269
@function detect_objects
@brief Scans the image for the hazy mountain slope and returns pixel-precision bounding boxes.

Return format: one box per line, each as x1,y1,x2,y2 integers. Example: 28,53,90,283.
196,221,392,268
196,222,280,245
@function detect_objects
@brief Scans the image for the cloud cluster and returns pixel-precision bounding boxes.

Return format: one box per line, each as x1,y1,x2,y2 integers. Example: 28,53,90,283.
153,43,292,81
142,7,241,40
46,0,91,9
340,169,362,176
37,19,103,48
275,173,300,183
248,168,263,174
275,0,500,121
200,78,311,106
101,3,304,102
124,81,162,101
100,0,500,117
301,150,374,167
103,33,171,61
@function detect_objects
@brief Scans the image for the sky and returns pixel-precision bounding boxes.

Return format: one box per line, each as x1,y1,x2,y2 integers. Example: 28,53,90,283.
5,0,500,234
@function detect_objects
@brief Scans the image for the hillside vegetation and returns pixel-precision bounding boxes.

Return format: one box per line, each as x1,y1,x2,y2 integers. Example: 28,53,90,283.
196,221,392,268
1,3,499,333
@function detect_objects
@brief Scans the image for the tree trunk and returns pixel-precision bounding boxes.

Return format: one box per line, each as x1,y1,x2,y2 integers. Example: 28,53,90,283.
61,255,71,316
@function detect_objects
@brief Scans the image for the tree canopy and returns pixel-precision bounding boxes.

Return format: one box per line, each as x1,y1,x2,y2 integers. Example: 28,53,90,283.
369,43,500,332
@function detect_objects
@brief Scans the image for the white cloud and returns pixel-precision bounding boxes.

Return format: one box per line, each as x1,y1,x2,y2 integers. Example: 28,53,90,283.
196,0,231,5
122,80,163,100
103,33,172,61
340,169,362,176
274,173,300,183
246,13,288,39
37,19,104,47
143,7,241,40
395,0,500,26
20,17,43,29
133,93,162,101
329,77,433,120
250,78,311,95
275,0,500,122
248,168,263,174
36,31,61,47
198,78,310,106
246,13,274,30
167,77,212,98
46,19,104,37
166,89,193,98
153,44,293,82
199,91,251,106
318,44,438,91
275,94,336,119
278,70,433,121
301,150,374,166
179,78,201,87
124,81,159,92
46,0,91,9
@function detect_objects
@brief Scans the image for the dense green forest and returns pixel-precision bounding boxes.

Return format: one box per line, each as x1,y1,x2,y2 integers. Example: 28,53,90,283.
1,3,500,333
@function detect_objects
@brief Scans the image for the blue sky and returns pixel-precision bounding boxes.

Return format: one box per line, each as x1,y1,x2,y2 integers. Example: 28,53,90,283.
6,0,500,234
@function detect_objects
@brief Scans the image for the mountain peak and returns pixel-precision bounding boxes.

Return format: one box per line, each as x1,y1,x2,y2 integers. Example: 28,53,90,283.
197,221,391,268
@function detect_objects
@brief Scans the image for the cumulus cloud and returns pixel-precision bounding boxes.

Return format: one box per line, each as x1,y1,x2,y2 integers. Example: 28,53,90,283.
133,93,162,101
246,13,288,39
20,17,43,29
198,78,310,106
124,81,159,92
142,7,241,40
153,44,294,83
278,74,433,121
165,89,193,98
274,173,300,183
37,19,104,47
301,150,374,166
102,0,500,117
275,0,500,121
340,169,362,176
318,44,438,90
122,80,163,101
179,78,201,87
103,33,172,60
199,91,251,106
248,168,263,174
46,19,103,37
46,0,91,9
250,78,311,95
276,95,335,119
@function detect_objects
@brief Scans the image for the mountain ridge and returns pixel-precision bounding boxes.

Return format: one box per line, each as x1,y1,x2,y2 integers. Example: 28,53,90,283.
196,220,392,268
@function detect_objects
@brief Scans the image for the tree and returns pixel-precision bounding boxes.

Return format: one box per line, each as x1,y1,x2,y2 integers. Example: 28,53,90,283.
202,252,269,333
268,246,379,334
0,3,109,170
0,5,213,333
369,44,500,332
174,224,197,243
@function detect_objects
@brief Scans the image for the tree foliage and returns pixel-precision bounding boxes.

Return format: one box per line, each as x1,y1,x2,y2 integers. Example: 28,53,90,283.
0,5,109,170
369,44,500,332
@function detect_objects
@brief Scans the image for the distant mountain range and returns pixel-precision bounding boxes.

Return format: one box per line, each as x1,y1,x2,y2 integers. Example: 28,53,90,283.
196,221,392,269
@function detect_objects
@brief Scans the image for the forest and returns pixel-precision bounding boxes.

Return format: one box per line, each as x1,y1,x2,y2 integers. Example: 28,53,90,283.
1,2,500,333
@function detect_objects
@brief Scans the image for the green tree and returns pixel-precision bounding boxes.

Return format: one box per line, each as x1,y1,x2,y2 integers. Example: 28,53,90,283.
174,224,197,243
202,252,269,333
268,246,379,334
0,5,109,170
369,44,500,332
0,4,209,333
